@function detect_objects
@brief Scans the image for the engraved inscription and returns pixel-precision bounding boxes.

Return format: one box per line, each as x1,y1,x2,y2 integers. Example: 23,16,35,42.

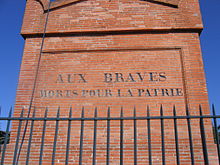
40,72,184,98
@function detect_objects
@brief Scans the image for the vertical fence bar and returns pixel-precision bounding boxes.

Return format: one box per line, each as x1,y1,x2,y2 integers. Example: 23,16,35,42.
133,107,137,165
92,108,98,165
51,108,60,165
79,107,85,165
160,105,165,165
106,107,110,165
199,105,209,164
0,108,12,165
212,104,220,163
173,106,180,165
147,106,152,165
120,107,124,165
26,108,36,165
12,108,24,165
65,107,72,165
186,105,194,165
39,108,48,165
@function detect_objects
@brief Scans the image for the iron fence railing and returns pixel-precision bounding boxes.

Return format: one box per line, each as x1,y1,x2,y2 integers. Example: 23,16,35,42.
0,105,219,165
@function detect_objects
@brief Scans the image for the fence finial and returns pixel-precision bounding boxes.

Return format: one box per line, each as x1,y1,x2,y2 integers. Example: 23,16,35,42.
199,105,203,116
81,107,85,118
133,106,136,117
120,107,123,117
185,104,190,116
173,105,176,116
107,107,111,118
69,107,72,117
94,107,98,118
212,104,216,115
147,105,150,117
9,107,13,117
160,105,163,116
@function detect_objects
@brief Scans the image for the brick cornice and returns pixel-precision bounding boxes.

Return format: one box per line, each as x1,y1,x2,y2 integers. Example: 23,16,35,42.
21,27,203,39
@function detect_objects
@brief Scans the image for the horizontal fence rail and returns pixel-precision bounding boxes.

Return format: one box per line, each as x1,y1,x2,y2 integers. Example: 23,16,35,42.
0,105,219,165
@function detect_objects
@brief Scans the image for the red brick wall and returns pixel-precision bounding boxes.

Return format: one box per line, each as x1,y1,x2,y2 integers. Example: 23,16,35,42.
4,0,218,164
15,32,209,115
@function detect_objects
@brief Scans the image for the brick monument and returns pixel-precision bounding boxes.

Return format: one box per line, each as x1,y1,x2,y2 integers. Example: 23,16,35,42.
15,0,210,113
3,0,218,164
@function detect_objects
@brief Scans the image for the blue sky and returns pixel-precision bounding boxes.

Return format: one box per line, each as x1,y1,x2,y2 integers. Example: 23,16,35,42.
0,0,219,117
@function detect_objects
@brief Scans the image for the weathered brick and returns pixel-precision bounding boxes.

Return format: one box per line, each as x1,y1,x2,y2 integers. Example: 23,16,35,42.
3,0,217,164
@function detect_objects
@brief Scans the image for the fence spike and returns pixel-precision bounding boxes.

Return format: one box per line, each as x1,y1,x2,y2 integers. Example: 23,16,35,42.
186,104,190,116
81,107,85,118
21,107,24,117
212,104,216,115
69,107,72,117
57,107,60,117
120,107,123,117
45,107,48,118
95,107,98,117
9,107,13,117
160,105,163,116
32,107,36,117
133,106,136,117
173,105,176,116
146,105,149,116
199,105,203,116
107,107,110,117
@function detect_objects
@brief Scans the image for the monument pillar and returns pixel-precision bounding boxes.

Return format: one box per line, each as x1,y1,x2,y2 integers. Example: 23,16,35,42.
4,0,218,164
17,0,209,113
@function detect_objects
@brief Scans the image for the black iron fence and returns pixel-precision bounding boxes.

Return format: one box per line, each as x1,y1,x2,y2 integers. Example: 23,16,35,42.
0,105,219,164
